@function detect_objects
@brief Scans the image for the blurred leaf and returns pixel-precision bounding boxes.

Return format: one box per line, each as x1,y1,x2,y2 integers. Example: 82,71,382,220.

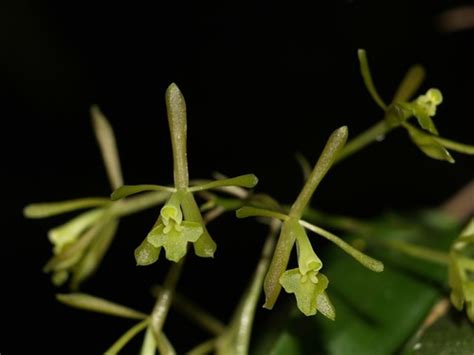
254,211,460,355
402,312,474,355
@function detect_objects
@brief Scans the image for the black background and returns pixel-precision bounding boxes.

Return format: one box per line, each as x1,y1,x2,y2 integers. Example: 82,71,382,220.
1,1,473,353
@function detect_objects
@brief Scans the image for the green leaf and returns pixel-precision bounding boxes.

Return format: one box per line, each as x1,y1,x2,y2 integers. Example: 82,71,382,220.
56,293,148,319
91,105,124,190
23,197,110,218
254,212,460,355
188,174,258,192
111,185,175,200
402,313,474,355
357,49,387,111
406,125,455,163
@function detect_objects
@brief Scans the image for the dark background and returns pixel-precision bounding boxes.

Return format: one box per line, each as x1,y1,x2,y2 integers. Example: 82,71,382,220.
2,0,473,353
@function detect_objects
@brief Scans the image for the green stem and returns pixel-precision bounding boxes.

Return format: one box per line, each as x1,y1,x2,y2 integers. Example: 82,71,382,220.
290,126,348,218
384,239,450,265
188,338,217,355
336,120,393,162
104,318,149,354
218,221,278,355
166,83,189,189
152,285,225,335
150,258,185,342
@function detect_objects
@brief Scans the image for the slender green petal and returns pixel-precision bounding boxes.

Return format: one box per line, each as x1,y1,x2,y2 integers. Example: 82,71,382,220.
135,239,161,266
166,83,189,189
236,206,288,221
293,221,322,275
263,220,295,309
193,230,217,258
432,136,474,155
280,269,329,316
140,327,156,355
300,220,384,272
188,174,258,192
357,49,387,110
405,124,455,163
295,152,312,182
91,105,124,190
23,197,110,218
392,64,426,102
48,209,105,254
290,126,348,218
111,185,175,201
56,293,147,319
115,191,170,217
71,219,119,289
316,292,335,321
180,192,217,258
105,319,149,354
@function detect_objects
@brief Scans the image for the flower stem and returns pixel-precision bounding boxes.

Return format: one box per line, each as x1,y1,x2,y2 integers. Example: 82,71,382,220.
166,83,189,189
336,120,393,162
151,285,225,335
150,258,185,342
104,318,150,354
383,239,450,265
217,221,279,355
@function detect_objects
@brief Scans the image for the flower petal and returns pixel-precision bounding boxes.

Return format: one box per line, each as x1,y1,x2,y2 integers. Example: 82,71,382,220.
279,268,329,316
48,209,105,254
193,229,217,258
135,239,161,266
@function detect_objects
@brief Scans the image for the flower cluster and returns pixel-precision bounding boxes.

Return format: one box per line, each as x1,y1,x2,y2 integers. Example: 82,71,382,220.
357,49,474,163
449,218,474,322
237,126,383,319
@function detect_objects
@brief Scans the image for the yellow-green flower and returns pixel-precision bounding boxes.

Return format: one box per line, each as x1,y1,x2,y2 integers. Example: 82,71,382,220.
449,218,474,322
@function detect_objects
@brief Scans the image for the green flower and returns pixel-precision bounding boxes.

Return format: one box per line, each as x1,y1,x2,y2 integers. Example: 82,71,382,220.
136,192,204,263
279,220,334,318
280,269,331,317
449,218,474,322
24,106,170,288
114,83,258,265
237,126,383,318
357,49,474,163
